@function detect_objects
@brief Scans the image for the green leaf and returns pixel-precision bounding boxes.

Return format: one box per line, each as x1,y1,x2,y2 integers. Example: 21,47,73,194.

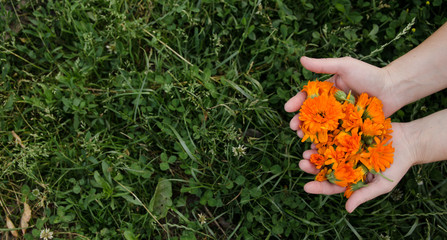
334,3,345,13
160,152,168,162
102,161,112,184
249,187,262,198
368,24,379,42
73,184,81,194
168,155,177,163
433,0,442,6
235,175,246,185
160,162,170,171
149,178,172,219
121,194,143,206
272,224,284,235
73,113,80,130
94,171,112,191
123,230,137,240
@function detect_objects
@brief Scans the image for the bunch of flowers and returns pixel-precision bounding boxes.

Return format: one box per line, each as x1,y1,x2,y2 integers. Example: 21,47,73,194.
299,80,394,198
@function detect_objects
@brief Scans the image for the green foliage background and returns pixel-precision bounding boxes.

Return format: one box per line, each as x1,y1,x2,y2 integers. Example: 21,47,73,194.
1,0,447,239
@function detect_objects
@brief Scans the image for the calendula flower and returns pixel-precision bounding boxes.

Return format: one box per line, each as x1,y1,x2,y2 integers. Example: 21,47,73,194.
310,153,327,169
380,118,393,140
299,94,344,143
315,167,329,181
316,130,338,155
341,103,363,132
302,80,334,99
40,228,54,240
361,118,383,137
355,93,371,111
323,146,346,170
362,137,394,172
344,185,354,198
333,162,364,187
364,97,386,123
335,130,361,156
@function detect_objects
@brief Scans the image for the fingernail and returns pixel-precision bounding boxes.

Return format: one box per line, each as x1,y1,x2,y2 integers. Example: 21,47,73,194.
347,205,356,213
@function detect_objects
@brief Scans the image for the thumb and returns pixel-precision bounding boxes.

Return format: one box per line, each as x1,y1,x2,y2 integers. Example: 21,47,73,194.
300,56,351,75
345,181,392,213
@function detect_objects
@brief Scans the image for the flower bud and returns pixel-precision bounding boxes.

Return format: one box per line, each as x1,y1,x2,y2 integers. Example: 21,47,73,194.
334,90,355,104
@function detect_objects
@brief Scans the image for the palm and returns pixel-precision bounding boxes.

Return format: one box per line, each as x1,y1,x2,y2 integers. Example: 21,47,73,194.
299,122,413,212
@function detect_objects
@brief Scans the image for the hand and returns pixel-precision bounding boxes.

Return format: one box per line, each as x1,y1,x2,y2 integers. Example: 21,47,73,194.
298,122,415,213
285,56,402,138
285,56,416,212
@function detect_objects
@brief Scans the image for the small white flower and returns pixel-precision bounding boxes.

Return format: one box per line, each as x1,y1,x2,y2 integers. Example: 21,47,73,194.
32,188,40,197
106,42,116,53
198,213,206,225
40,228,53,240
232,144,247,158
416,175,424,186
380,234,391,240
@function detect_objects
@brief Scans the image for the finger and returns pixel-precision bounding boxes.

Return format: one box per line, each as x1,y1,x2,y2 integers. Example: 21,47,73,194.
365,173,374,183
311,143,316,149
284,92,306,112
345,181,391,213
300,56,346,75
303,149,318,159
299,159,320,175
290,114,301,131
326,74,350,93
297,130,304,138
304,181,346,195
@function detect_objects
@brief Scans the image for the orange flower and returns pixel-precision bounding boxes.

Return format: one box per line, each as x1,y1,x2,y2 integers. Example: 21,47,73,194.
364,97,386,123
315,168,329,182
342,103,363,132
323,146,346,170
355,93,371,111
335,130,361,156
347,152,366,166
361,118,383,137
299,94,345,143
361,137,394,172
298,81,395,198
302,80,334,98
380,118,393,141
333,162,365,187
344,186,354,198
310,153,327,169
316,130,338,155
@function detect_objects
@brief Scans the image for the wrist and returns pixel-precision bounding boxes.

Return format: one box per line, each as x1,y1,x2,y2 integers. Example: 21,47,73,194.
398,121,425,166
379,66,408,115
400,109,447,165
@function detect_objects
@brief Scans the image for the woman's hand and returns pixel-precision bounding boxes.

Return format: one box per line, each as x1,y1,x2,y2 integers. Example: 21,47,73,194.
285,56,402,139
299,122,416,213
285,56,414,212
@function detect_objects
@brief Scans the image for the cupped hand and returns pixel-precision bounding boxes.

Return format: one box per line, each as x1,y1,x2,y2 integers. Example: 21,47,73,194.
285,56,402,137
285,56,416,212
299,122,415,213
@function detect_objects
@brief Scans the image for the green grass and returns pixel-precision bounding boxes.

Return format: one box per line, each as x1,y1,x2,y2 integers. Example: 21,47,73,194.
1,0,447,239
